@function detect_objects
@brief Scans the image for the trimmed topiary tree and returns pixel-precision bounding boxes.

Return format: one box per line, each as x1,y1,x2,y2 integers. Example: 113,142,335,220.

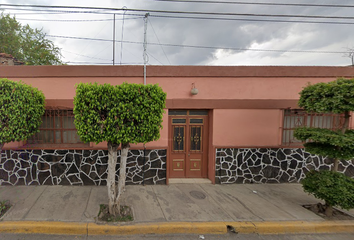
0,78,45,153
302,170,354,213
294,78,354,216
73,82,166,216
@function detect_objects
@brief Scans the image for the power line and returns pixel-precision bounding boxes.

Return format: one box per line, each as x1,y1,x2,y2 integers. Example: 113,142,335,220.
46,34,347,54
65,61,144,65
16,17,141,22
61,50,111,61
147,51,164,65
148,19,171,65
120,7,128,65
6,10,354,25
150,14,354,25
150,0,354,8
11,11,354,25
2,4,354,21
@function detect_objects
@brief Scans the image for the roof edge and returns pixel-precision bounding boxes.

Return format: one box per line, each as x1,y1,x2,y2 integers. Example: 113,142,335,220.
2,65,354,78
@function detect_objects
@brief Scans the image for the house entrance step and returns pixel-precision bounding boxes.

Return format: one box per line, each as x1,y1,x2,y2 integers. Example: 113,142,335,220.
168,178,212,184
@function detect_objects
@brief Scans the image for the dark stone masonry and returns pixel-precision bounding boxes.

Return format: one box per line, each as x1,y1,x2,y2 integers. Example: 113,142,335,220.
0,149,166,186
216,148,354,184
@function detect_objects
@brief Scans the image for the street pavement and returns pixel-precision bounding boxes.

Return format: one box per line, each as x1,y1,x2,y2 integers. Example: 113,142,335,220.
1,233,353,240
0,183,354,235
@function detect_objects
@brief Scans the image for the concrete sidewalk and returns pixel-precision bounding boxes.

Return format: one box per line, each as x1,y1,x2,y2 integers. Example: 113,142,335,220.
0,183,354,235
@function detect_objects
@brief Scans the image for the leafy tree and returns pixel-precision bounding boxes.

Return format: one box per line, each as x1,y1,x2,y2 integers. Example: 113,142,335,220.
0,78,45,153
74,82,166,216
294,78,354,216
302,170,354,212
0,12,62,65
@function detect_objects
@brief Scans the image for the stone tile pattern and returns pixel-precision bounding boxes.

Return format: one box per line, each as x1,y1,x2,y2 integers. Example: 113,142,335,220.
216,148,354,184
0,149,166,186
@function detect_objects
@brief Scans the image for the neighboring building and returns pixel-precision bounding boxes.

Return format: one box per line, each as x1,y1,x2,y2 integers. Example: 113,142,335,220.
0,53,15,66
0,53,25,66
1,65,354,186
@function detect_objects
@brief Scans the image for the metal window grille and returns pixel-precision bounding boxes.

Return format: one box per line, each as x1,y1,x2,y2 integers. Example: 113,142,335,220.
28,109,85,145
282,109,345,146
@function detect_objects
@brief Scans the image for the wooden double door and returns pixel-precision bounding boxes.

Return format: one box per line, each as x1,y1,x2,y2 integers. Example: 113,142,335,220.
169,110,209,178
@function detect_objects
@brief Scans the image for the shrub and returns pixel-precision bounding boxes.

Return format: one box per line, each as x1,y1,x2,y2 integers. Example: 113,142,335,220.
302,170,354,210
0,78,45,151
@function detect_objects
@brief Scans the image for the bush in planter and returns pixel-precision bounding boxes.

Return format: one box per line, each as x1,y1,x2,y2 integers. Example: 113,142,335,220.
302,170,354,216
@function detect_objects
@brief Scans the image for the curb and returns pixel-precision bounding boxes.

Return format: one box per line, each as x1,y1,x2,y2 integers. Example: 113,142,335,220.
0,221,354,235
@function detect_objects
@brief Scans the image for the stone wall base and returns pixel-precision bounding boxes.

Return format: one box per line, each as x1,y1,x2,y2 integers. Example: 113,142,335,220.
0,149,166,186
215,148,354,184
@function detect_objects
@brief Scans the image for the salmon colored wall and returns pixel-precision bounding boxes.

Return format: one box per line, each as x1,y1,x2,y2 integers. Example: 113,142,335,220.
213,109,281,147
3,66,354,150
7,76,338,102
3,141,22,149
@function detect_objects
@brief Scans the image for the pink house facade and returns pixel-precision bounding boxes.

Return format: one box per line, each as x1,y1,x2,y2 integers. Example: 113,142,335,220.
1,65,354,185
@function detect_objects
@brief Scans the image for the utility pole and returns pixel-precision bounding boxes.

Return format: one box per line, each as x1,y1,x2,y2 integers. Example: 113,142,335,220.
113,14,116,65
143,13,149,85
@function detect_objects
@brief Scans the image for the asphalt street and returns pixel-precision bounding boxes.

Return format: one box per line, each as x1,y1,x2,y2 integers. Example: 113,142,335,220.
0,233,353,240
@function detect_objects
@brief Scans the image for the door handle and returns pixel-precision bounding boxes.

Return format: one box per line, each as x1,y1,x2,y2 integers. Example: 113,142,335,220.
188,153,190,156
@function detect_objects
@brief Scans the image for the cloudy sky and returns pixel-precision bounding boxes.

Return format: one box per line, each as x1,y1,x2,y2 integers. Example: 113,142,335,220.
1,0,354,66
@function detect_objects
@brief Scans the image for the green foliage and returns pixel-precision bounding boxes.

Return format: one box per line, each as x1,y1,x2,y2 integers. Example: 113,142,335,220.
295,78,354,160
0,12,62,65
0,78,45,144
294,127,354,159
73,82,166,145
302,142,354,160
298,78,354,113
302,170,354,210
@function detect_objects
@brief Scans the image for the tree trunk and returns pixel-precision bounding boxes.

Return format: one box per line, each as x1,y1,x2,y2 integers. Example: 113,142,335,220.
325,204,333,217
107,141,119,216
115,142,130,216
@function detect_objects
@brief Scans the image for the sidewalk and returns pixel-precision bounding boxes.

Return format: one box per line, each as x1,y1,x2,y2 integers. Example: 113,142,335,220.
0,183,354,235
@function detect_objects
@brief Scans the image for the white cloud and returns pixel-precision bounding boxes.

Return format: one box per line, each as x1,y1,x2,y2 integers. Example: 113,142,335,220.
2,0,354,66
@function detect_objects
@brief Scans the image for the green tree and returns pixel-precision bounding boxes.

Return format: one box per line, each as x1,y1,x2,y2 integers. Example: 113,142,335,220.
294,78,354,216
0,12,62,65
74,82,166,216
0,78,45,153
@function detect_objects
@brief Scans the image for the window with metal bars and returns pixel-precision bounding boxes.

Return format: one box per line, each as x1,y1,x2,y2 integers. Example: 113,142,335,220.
282,109,344,146
27,109,87,146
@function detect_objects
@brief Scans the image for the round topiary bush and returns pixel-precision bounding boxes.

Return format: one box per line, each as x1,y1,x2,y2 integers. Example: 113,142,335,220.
0,78,45,150
302,170,354,212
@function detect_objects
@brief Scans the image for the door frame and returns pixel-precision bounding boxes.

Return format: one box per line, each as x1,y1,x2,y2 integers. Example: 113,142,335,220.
167,109,210,179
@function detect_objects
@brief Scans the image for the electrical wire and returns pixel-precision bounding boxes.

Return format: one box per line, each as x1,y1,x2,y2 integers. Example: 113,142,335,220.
147,51,164,65
150,14,354,25
16,17,141,22
150,0,354,9
46,34,347,54
148,19,171,65
120,7,127,65
61,50,111,61
2,4,354,21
